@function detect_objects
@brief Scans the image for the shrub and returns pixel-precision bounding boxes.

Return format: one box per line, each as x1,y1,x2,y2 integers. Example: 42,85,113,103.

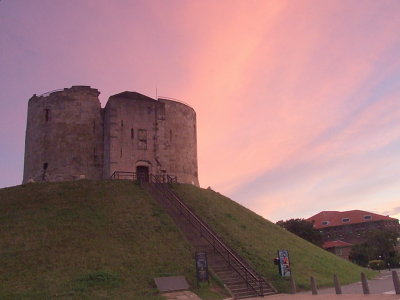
368,260,385,270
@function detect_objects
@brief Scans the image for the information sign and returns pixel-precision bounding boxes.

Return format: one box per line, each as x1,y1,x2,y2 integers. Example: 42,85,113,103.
195,252,209,283
278,249,291,277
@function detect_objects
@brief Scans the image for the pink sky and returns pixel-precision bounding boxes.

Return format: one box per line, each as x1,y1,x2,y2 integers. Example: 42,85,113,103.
1,0,400,222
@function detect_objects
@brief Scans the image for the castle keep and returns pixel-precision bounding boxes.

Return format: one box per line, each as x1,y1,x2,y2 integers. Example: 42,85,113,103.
23,86,199,186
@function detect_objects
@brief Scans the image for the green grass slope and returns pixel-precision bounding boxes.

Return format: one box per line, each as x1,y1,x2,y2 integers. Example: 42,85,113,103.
0,181,226,300
172,184,376,292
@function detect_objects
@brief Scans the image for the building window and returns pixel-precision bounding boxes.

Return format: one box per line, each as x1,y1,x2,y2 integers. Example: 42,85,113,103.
363,215,372,220
43,163,48,170
45,109,50,122
131,128,134,139
342,218,350,223
121,120,124,127
138,129,147,150
335,248,343,255
322,221,330,225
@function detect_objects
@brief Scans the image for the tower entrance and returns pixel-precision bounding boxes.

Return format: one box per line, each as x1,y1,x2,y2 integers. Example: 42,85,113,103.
136,166,149,182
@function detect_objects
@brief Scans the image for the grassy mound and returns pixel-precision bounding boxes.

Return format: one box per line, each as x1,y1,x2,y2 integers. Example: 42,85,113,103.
172,184,376,292
0,180,375,298
0,180,225,300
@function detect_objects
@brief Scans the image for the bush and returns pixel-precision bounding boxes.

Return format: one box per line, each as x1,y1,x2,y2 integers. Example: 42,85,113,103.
368,260,385,270
387,253,400,268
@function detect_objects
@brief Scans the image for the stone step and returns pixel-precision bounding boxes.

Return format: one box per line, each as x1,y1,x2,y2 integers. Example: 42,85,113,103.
213,269,235,275
216,275,239,281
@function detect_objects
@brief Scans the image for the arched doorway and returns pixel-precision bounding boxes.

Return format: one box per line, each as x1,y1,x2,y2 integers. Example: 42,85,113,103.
136,166,149,182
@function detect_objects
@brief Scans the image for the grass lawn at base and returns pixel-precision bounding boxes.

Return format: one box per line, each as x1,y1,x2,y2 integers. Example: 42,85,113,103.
0,180,226,299
172,184,376,293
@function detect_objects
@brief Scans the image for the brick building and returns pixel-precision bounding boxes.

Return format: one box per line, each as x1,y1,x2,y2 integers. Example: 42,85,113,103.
307,210,400,259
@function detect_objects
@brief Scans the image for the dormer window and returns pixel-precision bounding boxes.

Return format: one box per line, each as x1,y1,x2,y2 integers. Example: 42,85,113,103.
342,218,350,223
322,221,330,225
363,215,372,220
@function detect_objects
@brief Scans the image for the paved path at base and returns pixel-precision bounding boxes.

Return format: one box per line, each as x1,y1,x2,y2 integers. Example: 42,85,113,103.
163,268,400,300
244,294,400,300
243,268,400,300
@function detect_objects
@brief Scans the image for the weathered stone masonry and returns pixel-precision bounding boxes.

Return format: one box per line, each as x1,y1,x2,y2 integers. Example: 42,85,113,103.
23,86,199,186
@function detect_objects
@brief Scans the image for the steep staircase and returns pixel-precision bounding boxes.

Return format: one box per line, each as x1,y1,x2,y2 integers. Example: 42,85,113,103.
142,176,276,299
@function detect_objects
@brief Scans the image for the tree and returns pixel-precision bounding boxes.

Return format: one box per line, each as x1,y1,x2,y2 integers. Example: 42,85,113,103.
276,218,322,247
349,228,399,267
348,243,369,267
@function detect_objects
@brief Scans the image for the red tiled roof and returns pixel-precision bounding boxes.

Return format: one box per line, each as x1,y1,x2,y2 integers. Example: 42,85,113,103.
323,240,352,249
307,210,397,229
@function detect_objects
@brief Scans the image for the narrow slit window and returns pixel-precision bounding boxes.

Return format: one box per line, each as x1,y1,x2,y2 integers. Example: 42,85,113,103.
120,147,123,158
131,128,134,139
138,129,147,150
45,109,50,122
121,120,124,127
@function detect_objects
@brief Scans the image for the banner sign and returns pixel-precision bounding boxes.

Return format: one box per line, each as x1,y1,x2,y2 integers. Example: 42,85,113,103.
278,249,291,277
195,252,209,282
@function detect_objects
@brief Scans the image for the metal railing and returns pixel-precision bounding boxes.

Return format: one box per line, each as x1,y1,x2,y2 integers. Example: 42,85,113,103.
111,171,137,180
111,171,177,183
37,89,64,97
157,96,195,111
147,175,271,297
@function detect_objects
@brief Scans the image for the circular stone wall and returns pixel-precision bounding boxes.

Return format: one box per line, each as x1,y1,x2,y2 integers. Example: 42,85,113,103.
22,86,103,183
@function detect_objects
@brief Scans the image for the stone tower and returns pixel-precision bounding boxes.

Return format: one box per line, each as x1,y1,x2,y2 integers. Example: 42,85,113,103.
103,92,199,186
23,86,199,186
23,86,104,183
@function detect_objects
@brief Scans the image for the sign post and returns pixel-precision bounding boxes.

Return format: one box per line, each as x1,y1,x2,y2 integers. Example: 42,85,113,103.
277,249,291,277
195,252,209,287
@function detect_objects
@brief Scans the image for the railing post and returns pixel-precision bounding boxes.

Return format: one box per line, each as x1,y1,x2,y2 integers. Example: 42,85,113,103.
260,278,264,296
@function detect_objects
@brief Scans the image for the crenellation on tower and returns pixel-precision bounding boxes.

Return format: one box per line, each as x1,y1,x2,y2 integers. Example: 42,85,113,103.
23,86,199,186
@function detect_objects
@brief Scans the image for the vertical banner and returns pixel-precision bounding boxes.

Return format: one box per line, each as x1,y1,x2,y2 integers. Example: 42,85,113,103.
195,252,209,283
278,249,291,277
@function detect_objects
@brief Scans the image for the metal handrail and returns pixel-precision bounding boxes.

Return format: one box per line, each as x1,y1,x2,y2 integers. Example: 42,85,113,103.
110,171,137,180
157,96,195,111
37,89,64,97
148,175,266,296
111,171,177,183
